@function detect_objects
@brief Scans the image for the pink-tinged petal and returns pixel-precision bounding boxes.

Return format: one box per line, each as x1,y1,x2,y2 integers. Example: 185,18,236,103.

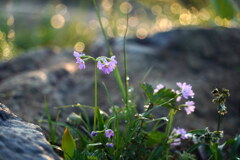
106,143,114,148
97,56,117,74
184,101,195,115
176,82,183,88
177,82,195,99
76,58,86,70
105,129,114,138
97,60,103,70
73,51,80,58
171,138,181,146
154,84,164,93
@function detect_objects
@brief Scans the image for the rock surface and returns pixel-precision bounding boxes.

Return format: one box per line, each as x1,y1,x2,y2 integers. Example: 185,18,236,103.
0,103,60,160
0,27,239,138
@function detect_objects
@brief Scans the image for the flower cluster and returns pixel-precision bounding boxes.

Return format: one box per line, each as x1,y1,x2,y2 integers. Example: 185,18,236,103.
176,82,195,99
97,56,117,74
90,129,114,148
184,101,195,115
73,51,117,74
169,128,188,146
154,82,195,115
73,51,86,70
176,82,195,115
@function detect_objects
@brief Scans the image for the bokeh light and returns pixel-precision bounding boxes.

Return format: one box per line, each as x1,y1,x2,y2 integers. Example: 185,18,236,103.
120,2,132,14
51,14,65,29
74,42,85,52
0,0,239,60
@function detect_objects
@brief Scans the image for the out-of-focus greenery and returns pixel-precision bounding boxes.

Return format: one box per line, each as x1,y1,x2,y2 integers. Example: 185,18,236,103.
0,0,239,60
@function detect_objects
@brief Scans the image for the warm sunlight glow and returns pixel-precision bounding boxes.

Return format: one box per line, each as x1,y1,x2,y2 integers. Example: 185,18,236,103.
51,14,65,29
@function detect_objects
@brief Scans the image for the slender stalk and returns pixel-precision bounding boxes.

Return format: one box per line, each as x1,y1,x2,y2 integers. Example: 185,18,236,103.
123,13,129,109
94,62,98,130
92,0,126,100
93,0,113,56
94,62,98,108
165,109,176,160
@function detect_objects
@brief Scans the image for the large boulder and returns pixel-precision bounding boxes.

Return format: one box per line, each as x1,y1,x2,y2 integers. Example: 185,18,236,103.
0,103,61,160
0,27,239,138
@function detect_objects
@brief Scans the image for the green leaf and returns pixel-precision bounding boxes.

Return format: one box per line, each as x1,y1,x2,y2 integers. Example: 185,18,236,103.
147,131,166,147
140,83,154,102
188,129,207,135
95,107,105,130
210,0,237,19
187,143,202,153
62,128,76,160
152,88,177,106
230,135,240,159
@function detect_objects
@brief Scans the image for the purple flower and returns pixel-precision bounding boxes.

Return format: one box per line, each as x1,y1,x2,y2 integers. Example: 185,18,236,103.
184,101,195,115
173,128,188,139
176,82,194,99
170,128,188,146
90,131,98,137
171,138,181,146
154,84,164,93
105,129,114,139
97,56,117,74
106,142,114,148
73,51,86,70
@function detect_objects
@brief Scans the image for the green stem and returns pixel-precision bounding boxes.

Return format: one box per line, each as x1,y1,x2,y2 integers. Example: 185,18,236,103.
93,0,112,56
94,62,98,130
123,13,129,109
94,63,98,108
92,0,126,100
165,109,176,160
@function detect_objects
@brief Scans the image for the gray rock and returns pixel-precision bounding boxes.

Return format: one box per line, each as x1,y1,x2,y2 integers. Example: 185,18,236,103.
0,103,60,160
0,27,239,139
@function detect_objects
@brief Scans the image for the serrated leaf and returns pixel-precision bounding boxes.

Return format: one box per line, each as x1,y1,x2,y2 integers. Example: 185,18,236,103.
62,128,76,160
152,88,176,106
210,0,236,19
140,83,154,102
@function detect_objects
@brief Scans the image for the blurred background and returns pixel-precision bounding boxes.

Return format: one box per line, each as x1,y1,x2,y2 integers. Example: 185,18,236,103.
0,0,239,60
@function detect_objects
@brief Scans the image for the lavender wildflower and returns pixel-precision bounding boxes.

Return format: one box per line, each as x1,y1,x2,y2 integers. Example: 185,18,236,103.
73,51,86,70
90,131,98,137
97,56,117,74
154,84,164,93
106,142,114,148
170,128,188,146
173,128,188,139
176,82,194,99
105,129,114,139
171,138,181,146
184,101,195,115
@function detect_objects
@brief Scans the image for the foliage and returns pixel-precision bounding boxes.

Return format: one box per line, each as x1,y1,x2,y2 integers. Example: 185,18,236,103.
36,0,240,159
